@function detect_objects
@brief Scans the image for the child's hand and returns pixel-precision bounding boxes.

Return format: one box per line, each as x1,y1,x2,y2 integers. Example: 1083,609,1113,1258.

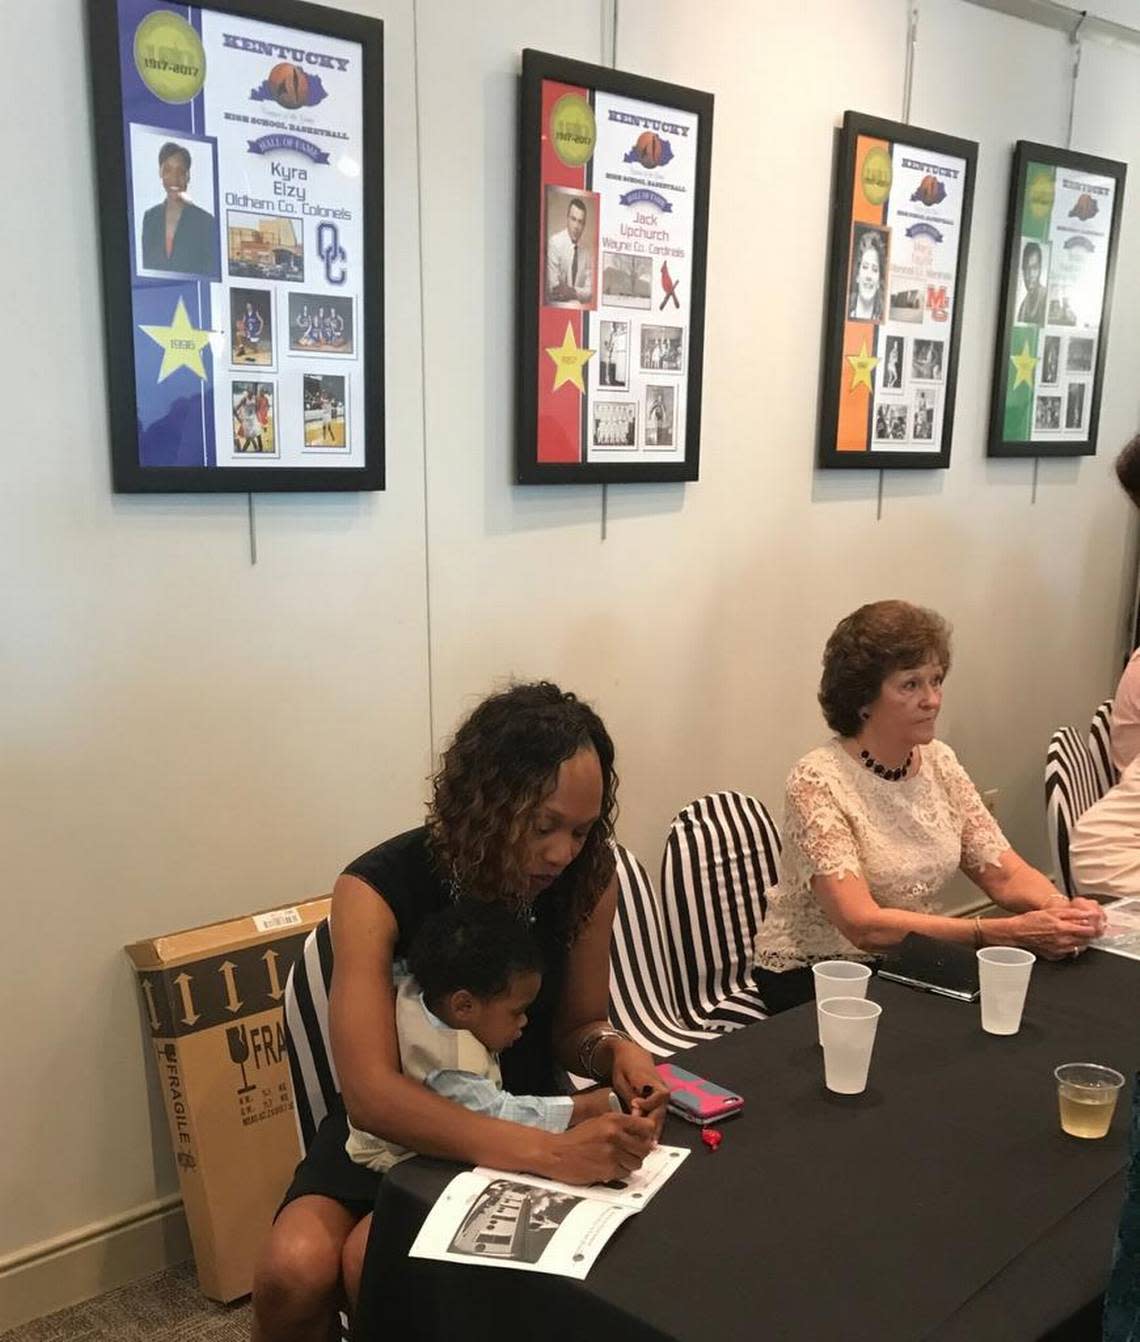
569,1086,619,1126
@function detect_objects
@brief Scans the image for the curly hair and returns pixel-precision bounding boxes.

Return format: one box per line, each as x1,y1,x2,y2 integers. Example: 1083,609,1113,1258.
407,902,543,1008
1116,434,1140,509
819,600,952,737
426,682,617,941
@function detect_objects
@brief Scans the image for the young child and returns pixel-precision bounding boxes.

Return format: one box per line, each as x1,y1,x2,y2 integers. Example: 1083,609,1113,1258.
346,901,616,1171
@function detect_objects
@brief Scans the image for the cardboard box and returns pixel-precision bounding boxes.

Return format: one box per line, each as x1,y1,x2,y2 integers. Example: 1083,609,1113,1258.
126,897,331,1302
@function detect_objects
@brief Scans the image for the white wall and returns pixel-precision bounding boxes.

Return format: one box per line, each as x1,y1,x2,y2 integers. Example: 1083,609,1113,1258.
1,0,1137,1303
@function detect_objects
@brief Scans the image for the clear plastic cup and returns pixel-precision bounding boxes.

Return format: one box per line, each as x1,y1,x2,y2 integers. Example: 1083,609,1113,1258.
976,947,1035,1035
812,960,872,1043
1055,1063,1125,1139
818,997,882,1094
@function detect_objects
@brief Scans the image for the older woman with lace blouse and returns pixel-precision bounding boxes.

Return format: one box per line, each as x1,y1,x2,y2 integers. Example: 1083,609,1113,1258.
752,601,1107,1013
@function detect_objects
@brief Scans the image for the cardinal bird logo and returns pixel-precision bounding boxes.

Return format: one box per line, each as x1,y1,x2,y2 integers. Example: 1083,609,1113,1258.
1069,193,1099,221
659,260,681,310
910,174,947,207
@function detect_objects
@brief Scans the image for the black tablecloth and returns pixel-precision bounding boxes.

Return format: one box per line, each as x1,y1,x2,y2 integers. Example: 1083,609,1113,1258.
352,951,1140,1342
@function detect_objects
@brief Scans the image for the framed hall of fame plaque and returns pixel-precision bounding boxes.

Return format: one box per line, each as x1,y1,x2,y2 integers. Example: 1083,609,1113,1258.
89,0,384,491
818,111,977,470
516,49,713,484
988,141,1126,459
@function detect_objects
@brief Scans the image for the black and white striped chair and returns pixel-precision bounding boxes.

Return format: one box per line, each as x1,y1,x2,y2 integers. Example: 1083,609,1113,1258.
660,792,780,1029
282,919,350,1342
609,843,722,1057
1046,727,1110,898
284,917,341,1150
1089,698,1119,794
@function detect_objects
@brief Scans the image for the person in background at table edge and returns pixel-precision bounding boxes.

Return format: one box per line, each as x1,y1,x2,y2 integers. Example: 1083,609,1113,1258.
251,682,666,1342
1110,434,1140,774
752,600,1107,1013
1070,755,1140,899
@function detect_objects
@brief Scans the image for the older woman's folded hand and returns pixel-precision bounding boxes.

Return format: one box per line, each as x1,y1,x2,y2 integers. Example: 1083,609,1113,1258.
1007,903,1104,959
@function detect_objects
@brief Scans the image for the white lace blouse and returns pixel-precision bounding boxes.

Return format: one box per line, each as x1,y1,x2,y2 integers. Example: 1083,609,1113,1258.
753,739,1010,972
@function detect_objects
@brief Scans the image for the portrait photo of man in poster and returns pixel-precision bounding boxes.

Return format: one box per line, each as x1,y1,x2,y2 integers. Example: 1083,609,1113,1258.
544,187,598,308
1016,240,1049,326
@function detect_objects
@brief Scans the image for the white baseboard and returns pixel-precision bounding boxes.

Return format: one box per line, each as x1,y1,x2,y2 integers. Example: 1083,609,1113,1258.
0,1196,192,1334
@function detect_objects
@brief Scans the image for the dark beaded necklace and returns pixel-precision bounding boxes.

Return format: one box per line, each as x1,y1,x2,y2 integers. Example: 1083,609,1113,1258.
859,747,913,781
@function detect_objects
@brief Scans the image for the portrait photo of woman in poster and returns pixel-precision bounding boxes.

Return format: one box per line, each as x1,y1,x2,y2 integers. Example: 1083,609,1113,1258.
847,224,889,323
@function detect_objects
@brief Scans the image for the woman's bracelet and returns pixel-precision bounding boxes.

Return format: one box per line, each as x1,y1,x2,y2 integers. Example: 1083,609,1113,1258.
973,915,984,949
577,1026,632,1082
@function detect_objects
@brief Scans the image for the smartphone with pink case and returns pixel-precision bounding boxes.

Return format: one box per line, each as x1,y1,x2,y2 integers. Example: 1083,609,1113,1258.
655,1062,743,1125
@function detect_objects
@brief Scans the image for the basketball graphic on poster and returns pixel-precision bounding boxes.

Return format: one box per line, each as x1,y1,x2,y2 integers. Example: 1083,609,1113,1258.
635,130,663,168
268,62,309,109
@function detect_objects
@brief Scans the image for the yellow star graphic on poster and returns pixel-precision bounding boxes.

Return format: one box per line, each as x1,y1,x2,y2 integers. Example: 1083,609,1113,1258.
139,298,212,382
545,322,595,393
846,339,879,392
1009,340,1038,391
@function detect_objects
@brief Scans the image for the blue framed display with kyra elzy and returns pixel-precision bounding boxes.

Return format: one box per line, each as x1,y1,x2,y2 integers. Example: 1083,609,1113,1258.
88,0,384,491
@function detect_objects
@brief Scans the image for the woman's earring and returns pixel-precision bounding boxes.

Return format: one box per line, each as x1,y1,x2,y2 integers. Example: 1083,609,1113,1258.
859,708,870,721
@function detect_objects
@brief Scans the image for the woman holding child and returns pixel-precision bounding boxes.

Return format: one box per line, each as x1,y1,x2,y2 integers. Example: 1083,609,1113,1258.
252,682,668,1342
752,600,1107,1013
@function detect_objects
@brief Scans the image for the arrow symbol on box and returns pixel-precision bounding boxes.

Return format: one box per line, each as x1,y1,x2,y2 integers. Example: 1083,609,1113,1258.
219,961,242,1014
173,972,199,1026
140,979,160,1031
263,948,284,1001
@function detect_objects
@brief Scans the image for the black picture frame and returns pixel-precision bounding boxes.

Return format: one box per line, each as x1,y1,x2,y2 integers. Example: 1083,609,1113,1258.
818,111,977,470
516,49,713,485
88,0,384,492
987,141,1126,459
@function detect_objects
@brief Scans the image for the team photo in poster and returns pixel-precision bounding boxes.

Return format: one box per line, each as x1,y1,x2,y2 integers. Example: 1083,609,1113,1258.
592,401,637,448
229,289,274,367
989,142,1126,458
874,403,908,442
639,325,683,373
1035,395,1062,431
288,293,355,355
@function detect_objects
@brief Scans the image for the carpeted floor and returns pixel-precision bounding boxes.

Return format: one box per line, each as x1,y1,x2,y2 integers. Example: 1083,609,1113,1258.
0,1264,252,1342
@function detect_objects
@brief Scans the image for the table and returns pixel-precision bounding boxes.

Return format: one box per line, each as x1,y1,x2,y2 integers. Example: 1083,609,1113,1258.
352,949,1139,1342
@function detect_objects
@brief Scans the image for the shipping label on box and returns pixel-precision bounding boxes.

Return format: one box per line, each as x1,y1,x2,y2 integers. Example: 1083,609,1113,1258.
126,898,330,1301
